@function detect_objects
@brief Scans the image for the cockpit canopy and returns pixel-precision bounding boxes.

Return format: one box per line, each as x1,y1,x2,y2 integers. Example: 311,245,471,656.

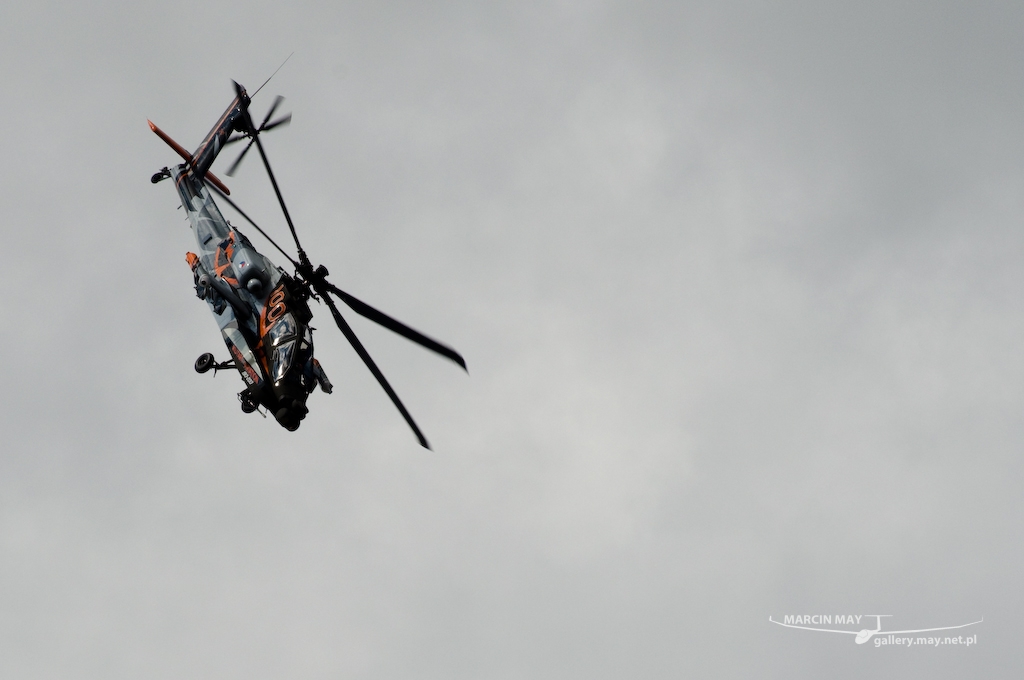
267,316,315,385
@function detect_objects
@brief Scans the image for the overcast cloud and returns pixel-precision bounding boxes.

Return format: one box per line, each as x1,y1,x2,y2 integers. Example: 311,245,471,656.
1,1,1022,677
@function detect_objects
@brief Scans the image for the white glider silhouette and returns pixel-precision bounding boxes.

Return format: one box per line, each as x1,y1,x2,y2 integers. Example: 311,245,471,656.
769,614,983,644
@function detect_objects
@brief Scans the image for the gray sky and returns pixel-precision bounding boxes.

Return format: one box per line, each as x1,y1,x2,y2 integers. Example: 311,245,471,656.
1,0,1021,677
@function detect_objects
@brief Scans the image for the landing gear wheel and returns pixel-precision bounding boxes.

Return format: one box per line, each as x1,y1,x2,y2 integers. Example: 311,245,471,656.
195,353,216,374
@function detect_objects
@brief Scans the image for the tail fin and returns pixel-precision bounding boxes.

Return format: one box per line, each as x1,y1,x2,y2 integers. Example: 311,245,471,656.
189,85,251,183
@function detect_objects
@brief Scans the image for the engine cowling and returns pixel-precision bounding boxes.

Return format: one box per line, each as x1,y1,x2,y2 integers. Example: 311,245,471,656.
230,242,271,298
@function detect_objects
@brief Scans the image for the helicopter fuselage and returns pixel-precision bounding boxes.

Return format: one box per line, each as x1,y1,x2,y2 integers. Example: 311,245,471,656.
170,164,329,430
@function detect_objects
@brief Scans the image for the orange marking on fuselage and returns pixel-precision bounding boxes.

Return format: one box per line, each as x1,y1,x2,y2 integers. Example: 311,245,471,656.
254,343,270,374
259,284,289,337
213,234,237,280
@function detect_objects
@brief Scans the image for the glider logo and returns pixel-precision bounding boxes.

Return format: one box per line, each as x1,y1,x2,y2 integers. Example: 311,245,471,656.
769,614,982,646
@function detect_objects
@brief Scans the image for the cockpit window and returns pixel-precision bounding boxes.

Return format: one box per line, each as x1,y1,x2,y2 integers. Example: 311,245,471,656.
265,313,309,385
268,317,296,346
272,340,296,382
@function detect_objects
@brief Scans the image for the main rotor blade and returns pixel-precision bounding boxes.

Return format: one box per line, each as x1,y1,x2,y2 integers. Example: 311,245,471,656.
226,138,255,177
252,134,305,257
316,285,431,449
262,113,291,132
322,282,467,371
260,95,284,129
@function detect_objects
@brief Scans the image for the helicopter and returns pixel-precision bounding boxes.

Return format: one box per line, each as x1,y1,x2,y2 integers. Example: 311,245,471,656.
149,79,466,449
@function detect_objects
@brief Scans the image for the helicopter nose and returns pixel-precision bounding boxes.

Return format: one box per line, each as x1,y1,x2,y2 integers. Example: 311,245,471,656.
275,407,300,431
273,397,309,431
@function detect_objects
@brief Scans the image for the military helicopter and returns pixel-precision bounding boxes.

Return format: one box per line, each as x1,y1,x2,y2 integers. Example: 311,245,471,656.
149,79,466,448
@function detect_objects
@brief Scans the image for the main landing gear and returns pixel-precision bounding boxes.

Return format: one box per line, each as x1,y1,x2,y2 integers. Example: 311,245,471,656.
195,354,262,416
194,352,234,374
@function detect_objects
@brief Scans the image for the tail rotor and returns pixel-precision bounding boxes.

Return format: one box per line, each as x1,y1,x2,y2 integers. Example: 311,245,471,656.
226,95,292,177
